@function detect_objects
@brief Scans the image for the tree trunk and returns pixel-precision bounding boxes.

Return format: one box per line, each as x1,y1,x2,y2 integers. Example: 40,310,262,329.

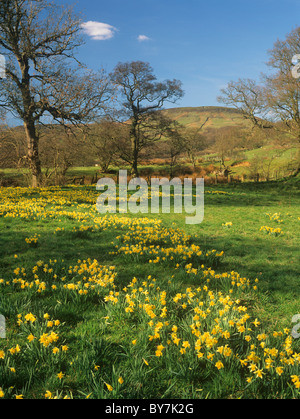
130,126,139,178
131,155,139,178
24,120,42,187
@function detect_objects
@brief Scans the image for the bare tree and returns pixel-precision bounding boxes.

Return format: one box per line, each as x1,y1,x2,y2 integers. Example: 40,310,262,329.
88,118,127,173
217,78,272,130
183,118,209,168
264,28,300,140
110,61,184,177
0,124,26,169
0,0,112,186
218,27,300,177
212,126,242,169
39,126,82,185
166,133,186,179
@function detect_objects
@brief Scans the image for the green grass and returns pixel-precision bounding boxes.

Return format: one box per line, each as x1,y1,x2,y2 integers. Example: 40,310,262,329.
198,145,298,179
156,181,300,325
0,180,299,399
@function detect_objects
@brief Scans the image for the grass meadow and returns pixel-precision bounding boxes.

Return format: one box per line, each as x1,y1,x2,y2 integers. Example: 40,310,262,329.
0,178,299,399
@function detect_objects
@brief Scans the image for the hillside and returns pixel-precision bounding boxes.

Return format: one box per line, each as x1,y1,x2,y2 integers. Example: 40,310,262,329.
161,106,251,131
158,106,298,181
1,105,298,185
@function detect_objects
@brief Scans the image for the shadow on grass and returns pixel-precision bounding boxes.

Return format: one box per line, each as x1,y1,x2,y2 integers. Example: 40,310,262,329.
191,231,300,296
1,218,299,296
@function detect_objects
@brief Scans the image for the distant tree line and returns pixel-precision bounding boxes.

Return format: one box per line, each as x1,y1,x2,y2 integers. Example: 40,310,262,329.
0,1,299,186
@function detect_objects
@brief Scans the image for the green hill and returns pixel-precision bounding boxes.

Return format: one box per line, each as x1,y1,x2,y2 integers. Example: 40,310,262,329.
161,106,251,130
158,106,298,181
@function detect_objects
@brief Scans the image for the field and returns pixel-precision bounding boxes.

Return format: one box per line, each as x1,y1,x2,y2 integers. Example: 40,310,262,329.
0,178,300,399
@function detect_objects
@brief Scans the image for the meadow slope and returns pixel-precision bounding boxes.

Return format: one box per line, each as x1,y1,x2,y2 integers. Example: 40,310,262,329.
0,181,299,399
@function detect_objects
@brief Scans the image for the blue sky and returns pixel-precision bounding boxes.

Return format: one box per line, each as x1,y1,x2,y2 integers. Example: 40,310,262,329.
4,0,300,127
56,0,300,109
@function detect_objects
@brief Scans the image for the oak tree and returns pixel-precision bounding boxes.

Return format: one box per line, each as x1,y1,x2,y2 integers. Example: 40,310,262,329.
218,26,300,176
110,61,184,177
0,0,111,186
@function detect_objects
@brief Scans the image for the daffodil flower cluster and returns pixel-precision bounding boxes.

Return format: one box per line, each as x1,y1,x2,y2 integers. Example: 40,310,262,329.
266,212,283,223
25,234,40,247
0,312,70,399
104,273,300,394
0,185,299,399
222,222,233,228
1,259,117,300
111,224,223,266
260,226,283,236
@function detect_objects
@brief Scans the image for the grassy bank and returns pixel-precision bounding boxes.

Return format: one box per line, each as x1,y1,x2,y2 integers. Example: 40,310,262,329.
0,180,299,399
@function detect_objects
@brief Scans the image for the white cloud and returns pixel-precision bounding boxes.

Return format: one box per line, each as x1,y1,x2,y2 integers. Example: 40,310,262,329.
81,21,117,41
138,35,151,42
